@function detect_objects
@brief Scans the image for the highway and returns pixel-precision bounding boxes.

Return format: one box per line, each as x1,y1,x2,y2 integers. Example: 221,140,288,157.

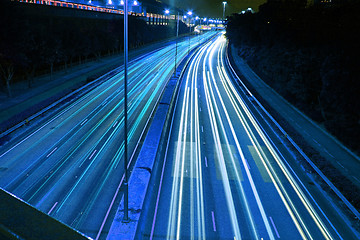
0,31,216,239
145,34,357,239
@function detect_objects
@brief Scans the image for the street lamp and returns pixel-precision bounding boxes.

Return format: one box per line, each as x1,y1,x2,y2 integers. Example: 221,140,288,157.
122,0,129,223
165,9,180,76
222,1,227,23
187,10,193,55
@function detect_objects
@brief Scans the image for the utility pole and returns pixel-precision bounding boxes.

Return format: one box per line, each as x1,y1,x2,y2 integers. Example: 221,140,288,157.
222,1,227,23
123,0,129,223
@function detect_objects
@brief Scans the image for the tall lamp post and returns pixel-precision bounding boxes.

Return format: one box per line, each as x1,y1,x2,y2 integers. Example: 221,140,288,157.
123,0,129,223
165,9,179,76
187,11,193,55
222,1,227,23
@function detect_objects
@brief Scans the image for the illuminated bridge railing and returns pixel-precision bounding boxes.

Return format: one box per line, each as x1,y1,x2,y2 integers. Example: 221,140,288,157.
14,0,185,25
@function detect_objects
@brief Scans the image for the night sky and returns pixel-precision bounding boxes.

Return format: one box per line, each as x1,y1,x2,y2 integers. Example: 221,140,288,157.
162,0,266,18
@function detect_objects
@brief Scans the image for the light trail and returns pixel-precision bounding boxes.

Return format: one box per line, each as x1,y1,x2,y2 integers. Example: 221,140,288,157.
216,34,334,239
167,40,212,240
148,32,351,240
0,32,218,239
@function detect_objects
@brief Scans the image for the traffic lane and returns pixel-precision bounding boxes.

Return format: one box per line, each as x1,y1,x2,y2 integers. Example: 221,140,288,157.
28,42,186,232
149,41,212,239
150,35,244,239
27,49,175,208
200,42,273,239
150,36,253,239
0,40,178,171
216,39,343,239
0,31,206,172
1,43,178,194
3,61,149,197
0,57,154,189
55,55,178,231
201,34,330,240
213,39,329,239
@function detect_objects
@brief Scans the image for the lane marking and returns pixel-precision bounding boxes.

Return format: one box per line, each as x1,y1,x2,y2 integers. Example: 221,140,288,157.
336,161,345,169
46,147,58,158
324,149,334,158
269,216,280,238
352,176,360,184
244,158,251,170
48,202,58,215
200,107,202,112
89,150,97,160
80,119,88,126
205,156,208,168
113,121,118,128
211,211,216,232
201,125,204,133
312,138,321,146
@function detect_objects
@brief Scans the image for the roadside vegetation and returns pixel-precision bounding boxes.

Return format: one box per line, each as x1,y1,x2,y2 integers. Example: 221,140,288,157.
226,0,360,155
0,1,188,98
226,0,360,213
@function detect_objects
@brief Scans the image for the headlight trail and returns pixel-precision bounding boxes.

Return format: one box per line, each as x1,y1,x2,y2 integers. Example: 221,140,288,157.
149,32,342,240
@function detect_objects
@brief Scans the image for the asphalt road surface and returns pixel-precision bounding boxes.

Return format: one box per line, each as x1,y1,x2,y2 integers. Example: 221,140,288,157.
146,34,358,240
0,31,216,239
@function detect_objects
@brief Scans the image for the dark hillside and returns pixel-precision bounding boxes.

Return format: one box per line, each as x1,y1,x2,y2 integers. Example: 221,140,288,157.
226,0,360,154
0,1,188,97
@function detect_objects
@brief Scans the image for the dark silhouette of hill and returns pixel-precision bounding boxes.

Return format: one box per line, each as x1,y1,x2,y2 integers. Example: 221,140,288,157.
0,1,188,98
226,0,360,155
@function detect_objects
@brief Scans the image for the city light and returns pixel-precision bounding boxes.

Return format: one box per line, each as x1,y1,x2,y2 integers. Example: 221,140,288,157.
164,9,170,15
187,11,192,16
133,0,138,6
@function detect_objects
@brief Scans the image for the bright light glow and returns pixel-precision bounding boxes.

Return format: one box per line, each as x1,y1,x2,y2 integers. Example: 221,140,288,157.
187,11,193,16
164,9,170,14
195,16,199,20
120,0,124,5
223,1,227,6
183,15,187,19
108,0,112,4
247,7,252,11
241,10,245,14
133,0,138,6
203,18,207,21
